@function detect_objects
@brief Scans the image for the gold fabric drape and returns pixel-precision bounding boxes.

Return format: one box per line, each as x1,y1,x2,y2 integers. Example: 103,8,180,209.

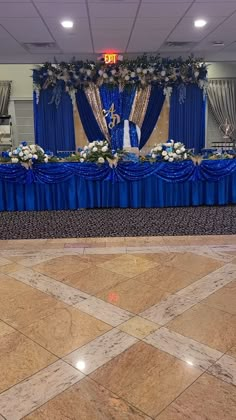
85,85,110,140
145,99,170,149
73,107,88,149
129,86,151,127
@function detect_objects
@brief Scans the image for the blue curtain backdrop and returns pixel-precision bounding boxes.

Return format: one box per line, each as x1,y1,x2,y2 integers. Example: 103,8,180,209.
99,86,136,134
34,89,75,155
140,86,165,149
76,90,104,142
169,85,205,153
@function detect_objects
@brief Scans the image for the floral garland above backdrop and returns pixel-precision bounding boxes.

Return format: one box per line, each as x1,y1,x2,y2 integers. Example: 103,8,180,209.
33,54,208,105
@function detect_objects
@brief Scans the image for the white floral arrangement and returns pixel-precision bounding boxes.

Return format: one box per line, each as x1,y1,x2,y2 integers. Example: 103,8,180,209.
150,140,189,162
78,140,114,164
9,142,49,167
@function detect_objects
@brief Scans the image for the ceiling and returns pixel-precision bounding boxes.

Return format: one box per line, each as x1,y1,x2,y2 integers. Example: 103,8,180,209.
1,0,236,63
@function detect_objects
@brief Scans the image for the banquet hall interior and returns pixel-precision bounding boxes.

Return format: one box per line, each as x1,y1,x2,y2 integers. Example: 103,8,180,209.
0,1,236,419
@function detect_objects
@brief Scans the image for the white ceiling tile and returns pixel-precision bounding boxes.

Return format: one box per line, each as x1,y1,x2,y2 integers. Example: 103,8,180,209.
141,0,192,2
36,2,87,19
0,3,39,17
91,18,134,30
45,18,90,39
93,32,128,53
57,37,93,53
168,17,225,42
139,2,191,18
133,17,179,31
128,30,169,52
186,2,236,18
0,18,54,43
89,2,139,18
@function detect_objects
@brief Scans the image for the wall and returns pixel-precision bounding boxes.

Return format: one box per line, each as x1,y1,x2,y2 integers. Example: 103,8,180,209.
0,64,33,99
207,62,236,78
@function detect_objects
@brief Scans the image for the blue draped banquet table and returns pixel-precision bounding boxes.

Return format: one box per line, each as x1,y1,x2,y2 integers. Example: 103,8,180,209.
0,159,236,211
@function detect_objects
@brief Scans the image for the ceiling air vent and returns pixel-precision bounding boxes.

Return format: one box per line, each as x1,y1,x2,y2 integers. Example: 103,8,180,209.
23,42,60,53
165,41,195,48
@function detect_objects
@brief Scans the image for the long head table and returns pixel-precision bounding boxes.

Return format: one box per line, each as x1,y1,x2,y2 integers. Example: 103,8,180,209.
0,159,236,211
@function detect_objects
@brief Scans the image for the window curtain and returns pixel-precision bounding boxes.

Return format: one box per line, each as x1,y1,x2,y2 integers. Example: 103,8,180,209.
139,85,165,149
0,81,11,115
169,85,205,153
34,88,75,155
207,79,236,142
76,89,104,142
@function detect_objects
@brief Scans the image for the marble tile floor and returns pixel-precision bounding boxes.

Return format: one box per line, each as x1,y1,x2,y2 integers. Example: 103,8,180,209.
0,235,235,419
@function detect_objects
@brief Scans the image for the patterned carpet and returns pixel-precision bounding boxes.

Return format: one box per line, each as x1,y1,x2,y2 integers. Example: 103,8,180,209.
0,206,235,239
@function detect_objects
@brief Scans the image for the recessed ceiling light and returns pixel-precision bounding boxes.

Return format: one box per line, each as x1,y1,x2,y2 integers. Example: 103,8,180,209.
61,20,73,29
194,19,207,28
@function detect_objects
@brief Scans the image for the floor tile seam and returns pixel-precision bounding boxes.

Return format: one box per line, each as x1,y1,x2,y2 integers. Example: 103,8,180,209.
7,269,138,327
87,365,156,419
153,370,207,419
0,358,61,398
141,328,225,372
205,362,236,388
198,299,236,317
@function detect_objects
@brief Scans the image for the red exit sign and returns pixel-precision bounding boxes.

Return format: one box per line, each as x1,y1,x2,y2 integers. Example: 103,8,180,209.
104,53,118,64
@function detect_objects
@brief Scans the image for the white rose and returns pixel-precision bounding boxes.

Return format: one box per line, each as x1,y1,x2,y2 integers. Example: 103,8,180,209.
151,153,156,159
125,75,130,81
8,152,12,157
173,153,177,158
169,157,174,162
157,145,162,151
103,73,108,79
98,157,105,164
180,147,185,152
98,70,103,76
142,69,148,75
149,67,154,73
176,150,181,154
101,146,108,152
174,142,181,149
80,158,85,163
92,147,98,152
84,146,88,150
19,151,23,157
184,153,188,160
28,154,32,159
12,157,19,163
13,150,18,155
80,151,84,157
131,72,135,78
136,67,141,73
111,69,116,75
88,142,94,149
162,151,167,156
161,70,166,77
164,155,169,160
24,150,29,156
168,152,173,157
153,147,158,152
87,69,92,76
33,154,38,159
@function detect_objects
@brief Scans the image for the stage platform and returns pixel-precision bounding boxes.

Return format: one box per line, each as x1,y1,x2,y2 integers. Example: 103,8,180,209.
0,160,236,211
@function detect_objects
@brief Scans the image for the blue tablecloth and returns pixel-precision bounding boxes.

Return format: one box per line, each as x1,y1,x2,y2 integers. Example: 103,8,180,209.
0,160,235,211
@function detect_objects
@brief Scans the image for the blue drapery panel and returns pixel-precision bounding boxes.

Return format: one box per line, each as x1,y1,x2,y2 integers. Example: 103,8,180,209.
1,159,236,184
34,88,76,155
140,86,165,149
76,90,104,142
99,86,136,133
169,85,205,153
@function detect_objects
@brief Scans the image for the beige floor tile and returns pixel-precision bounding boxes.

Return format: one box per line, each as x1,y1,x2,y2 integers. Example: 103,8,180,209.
96,255,158,278
90,342,201,418
134,265,200,293
64,266,127,294
0,321,15,338
25,377,151,420
227,346,236,358
0,332,56,393
34,255,91,280
97,278,169,313
167,303,236,352
156,373,236,420
21,306,111,357
0,263,23,274
202,285,236,315
118,316,160,339
80,254,118,264
0,288,65,329
0,274,33,299
165,252,224,276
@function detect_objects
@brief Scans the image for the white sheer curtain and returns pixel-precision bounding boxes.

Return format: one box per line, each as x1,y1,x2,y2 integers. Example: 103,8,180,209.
0,81,11,116
207,79,236,142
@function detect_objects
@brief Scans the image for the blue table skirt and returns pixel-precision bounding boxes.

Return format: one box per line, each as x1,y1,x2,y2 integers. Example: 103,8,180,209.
1,173,236,211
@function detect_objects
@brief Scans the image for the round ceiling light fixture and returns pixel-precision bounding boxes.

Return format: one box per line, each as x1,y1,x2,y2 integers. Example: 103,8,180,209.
61,20,74,28
194,19,207,28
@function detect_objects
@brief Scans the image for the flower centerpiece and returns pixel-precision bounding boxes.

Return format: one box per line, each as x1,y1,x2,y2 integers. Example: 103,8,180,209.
78,140,114,164
150,140,189,162
8,142,49,168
